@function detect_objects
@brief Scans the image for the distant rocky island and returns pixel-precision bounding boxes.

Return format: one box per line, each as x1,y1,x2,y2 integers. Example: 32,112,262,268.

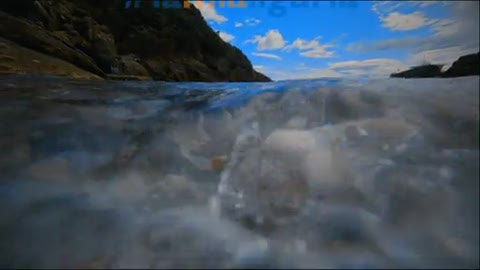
0,0,271,82
391,52,479,78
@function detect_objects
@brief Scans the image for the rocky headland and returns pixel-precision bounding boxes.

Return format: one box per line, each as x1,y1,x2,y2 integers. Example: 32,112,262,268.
0,0,271,82
391,52,479,78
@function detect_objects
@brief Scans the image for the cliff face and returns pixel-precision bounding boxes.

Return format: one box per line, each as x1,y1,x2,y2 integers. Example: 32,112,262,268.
443,52,479,78
390,52,480,79
0,0,271,82
390,64,443,78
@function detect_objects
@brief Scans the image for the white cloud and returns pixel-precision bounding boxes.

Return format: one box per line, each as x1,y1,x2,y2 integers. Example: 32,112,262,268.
245,29,286,51
416,1,439,7
300,49,335,58
245,18,261,26
218,31,234,43
303,68,344,79
408,46,479,70
371,1,392,15
411,1,448,8
371,1,445,19
262,67,343,81
283,37,335,58
255,58,410,81
431,2,479,45
329,58,405,69
252,53,282,60
346,37,419,52
380,12,433,31
349,1,479,54
235,18,260,28
283,37,320,51
191,1,228,23
328,58,409,78
371,1,446,31
253,65,264,70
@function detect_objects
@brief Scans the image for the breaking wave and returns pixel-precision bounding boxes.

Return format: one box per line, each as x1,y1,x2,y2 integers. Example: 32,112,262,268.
0,74,478,268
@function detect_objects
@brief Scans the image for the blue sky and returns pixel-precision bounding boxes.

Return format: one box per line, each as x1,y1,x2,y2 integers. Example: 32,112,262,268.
191,0,479,80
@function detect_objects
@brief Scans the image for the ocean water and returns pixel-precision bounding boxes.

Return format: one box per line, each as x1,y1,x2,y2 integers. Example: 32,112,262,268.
0,74,478,268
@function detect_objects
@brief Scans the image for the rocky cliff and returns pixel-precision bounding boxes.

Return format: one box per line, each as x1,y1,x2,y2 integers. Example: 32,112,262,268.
0,0,271,82
443,52,479,78
390,64,443,78
390,52,479,79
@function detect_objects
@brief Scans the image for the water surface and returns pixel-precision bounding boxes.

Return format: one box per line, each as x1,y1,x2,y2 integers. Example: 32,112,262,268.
0,74,478,268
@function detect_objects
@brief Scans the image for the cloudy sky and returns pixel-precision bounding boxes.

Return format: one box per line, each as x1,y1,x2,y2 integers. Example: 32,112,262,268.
191,0,479,81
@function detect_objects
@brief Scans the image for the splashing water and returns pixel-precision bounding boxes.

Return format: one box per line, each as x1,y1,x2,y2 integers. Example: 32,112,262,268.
0,74,478,268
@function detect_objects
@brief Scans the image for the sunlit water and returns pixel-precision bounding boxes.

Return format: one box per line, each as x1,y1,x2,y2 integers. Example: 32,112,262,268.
0,74,478,269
